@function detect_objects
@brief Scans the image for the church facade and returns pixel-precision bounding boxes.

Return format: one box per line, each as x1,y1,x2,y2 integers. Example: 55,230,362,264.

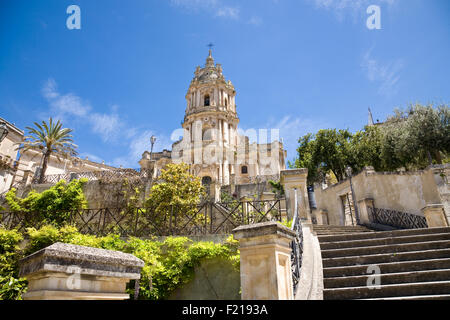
140,51,286,196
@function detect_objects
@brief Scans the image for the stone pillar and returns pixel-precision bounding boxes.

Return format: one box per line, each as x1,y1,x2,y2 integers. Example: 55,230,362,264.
357,198,375,225
280,169,310,222
430,165,450,224
19,242,144,300
223,121,229,146
232,222,296,300
422,204,449,228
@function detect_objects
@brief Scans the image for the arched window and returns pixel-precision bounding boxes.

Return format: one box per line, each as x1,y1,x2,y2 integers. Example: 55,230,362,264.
224,98,228,107
203,128,212,141
202,176,212,185
204,95,210,107
241,166,248,174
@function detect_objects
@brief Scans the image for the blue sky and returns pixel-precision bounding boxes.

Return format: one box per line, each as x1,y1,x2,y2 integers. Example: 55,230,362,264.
0,0,449,168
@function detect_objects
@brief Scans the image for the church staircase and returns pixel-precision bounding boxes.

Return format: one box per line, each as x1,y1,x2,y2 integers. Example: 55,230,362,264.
313,225,450,300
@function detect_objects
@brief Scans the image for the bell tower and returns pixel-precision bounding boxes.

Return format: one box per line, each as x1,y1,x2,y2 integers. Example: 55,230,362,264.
180,50,240,187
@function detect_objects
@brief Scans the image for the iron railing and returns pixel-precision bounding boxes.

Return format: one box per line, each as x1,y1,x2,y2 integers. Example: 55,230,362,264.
290,188,303,297
0,199,286,237
368,207,428,229
33,169,153,185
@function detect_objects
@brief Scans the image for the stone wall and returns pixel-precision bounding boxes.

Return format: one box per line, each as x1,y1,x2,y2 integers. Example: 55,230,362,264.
313,165,450,226
168,257,240,300
221,181,272,199
12,180,147,209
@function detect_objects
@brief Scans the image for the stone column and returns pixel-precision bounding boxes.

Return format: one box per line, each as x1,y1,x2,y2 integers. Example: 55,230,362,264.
232,222,296,300
430,165,450,224
223,121,229,146
280,169,310,222
19,242,144,300
357,198,375,225
422,204,449,228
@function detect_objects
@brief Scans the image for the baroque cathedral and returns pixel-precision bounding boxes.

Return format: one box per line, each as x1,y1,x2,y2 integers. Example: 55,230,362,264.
140,50,286,198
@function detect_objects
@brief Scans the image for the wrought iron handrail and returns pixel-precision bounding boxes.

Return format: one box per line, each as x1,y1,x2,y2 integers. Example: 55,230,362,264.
290,188,303,297
368,207,428,229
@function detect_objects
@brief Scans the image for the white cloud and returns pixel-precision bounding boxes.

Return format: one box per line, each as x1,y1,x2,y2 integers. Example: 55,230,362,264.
361,49,404,96
169,0,240,20
215,6,240,19
40,79,176,169
248,16,263,26
42,78,126,142
42,79,91,120
312,0,396,10
89,112,122,142
308,0,397,21
41,79,178,169
42,78,59,99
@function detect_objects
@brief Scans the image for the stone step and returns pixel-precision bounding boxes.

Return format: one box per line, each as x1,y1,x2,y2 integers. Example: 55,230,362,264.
321,240,450,259
313,225,370,229
324,280,450,300
319,233,450,250
315,231,373,236
324,269,450,289
318,227,450,243
314,230,373,234
313,227,372,232
323,258,450,278
322,248,450,268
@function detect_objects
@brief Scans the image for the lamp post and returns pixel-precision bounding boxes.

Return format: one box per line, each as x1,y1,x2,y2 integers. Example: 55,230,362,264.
0,121,9,145
346,166,360,225
150,135,156,160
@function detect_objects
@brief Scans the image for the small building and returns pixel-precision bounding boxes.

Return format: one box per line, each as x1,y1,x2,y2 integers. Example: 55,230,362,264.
0,117,24,193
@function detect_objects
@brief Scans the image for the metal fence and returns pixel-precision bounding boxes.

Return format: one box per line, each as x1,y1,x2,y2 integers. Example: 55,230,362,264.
33,168,153,185
0,199,286,237
368,207,428,229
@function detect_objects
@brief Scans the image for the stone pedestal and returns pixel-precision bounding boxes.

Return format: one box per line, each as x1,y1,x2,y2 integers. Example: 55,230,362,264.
357,198,375,225
430,165,450,225
280,169,310,222
19,242,144,300
232,222,296,300
421,204,449,228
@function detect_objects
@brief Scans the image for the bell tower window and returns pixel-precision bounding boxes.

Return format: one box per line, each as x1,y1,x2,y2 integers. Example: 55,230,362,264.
204,95,210,107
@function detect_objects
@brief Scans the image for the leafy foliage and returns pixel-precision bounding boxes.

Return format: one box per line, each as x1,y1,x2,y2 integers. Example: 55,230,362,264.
268,180,285,198
3,179,88,227
291,103,450,185
0,229,27,300
0,225,240,300
144,163,206,231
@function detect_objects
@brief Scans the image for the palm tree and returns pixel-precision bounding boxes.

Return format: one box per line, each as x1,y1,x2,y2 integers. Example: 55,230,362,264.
17,118,78,184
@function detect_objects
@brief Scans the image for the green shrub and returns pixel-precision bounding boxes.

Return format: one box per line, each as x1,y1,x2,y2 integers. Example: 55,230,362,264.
0,229,27,300
0,225,240,300
3,179,88,227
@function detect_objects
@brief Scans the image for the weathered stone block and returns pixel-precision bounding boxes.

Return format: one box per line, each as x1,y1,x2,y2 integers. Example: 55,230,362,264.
19,242,144,300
